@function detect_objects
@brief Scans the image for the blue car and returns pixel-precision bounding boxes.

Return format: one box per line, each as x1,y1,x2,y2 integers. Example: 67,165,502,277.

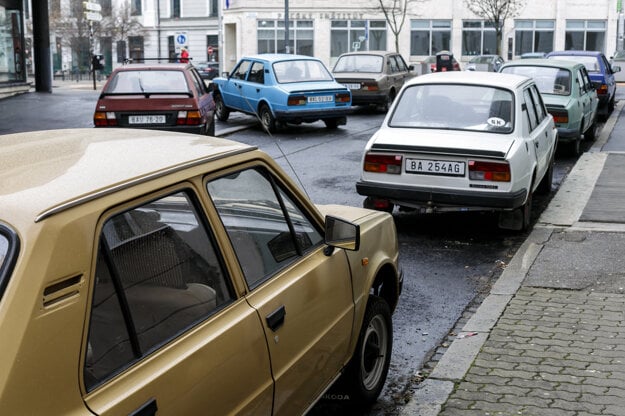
212,54,352,133
546,50,620,120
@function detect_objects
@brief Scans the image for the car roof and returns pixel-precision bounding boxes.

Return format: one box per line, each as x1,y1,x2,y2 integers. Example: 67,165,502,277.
112,63,191,72
241,54,322,63
547,50,603,57
405,71,530,89
337,51,398,57
501,58,584,70
0,129,254,225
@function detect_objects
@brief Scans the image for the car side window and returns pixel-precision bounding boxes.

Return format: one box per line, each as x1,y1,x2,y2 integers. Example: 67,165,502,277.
389,56,399,73
529,85,547,123
395,55,408,72
206,167,323,289
581,67,593,92
232,59,252,80
85,191,234,391
189,68,205,95
248,62,265,84
523,88,539,131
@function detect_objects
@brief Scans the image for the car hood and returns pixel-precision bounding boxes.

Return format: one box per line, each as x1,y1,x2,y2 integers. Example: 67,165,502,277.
316,204,383,223
369,127,516,159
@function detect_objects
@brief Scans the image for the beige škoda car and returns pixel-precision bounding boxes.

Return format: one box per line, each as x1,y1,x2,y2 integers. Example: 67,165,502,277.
0,129,401,415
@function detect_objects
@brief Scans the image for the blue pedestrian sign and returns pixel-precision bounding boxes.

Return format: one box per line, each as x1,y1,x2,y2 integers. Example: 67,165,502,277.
176,34,187,45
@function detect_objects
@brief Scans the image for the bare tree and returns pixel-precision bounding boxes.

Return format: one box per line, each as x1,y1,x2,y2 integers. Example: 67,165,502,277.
375,0,416,53
464,0,525,56
102,0,142,60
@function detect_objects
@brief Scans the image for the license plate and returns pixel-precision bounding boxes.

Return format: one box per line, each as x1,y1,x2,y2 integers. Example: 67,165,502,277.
343,83,361,90
129,115,166,124
308,95,334,103
406,158,465,176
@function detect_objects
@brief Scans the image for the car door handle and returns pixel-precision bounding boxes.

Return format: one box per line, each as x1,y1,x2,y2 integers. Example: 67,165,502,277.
266,305,286,332
129,398,157,416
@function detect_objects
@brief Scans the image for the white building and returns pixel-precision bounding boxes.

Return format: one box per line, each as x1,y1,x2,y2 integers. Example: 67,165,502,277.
37,0,623,76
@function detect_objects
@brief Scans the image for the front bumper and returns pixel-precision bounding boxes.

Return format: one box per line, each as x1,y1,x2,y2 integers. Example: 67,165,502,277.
356,180,527,210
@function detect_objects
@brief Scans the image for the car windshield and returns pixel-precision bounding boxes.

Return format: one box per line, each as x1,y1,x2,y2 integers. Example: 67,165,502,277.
551,55,600,72
470,56,493,64
501,66,571,95
333,55,384,73
389,83,514,133
107,70,189,93
273,59,334,83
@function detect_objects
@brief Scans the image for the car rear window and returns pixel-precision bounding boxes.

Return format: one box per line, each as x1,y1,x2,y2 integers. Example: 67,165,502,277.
501,66,571,95
274,59,333,83
107,70,189,93
550,55,600,72
389,83,514,134
333,55,384,73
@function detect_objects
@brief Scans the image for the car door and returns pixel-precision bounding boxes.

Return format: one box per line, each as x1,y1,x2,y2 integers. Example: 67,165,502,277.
83,189,273,416
206,166,355,416
221,59,253,111
577,66,598,129
524,85,552,183
238,61,266,115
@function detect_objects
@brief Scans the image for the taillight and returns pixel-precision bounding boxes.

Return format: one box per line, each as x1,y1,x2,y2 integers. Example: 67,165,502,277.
288,95,307,106
361,82,379,91
93,111,117,126
596,84,608,96
364,154,402,174
335,92,350,103
177,110,201,125
468,160,511,182
548,110,568,124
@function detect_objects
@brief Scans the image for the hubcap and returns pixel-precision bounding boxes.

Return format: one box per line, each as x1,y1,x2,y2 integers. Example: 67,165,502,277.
360,314,388,390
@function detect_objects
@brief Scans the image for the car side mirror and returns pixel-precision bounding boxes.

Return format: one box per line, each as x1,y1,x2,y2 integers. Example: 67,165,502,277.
613,65,621,73
408,64,415,71
222,71,230,78
324,216,360,252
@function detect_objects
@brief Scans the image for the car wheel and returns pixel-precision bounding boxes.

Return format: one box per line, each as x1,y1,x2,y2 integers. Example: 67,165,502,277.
205,114,216,136
584,117,597,141
571,137,582,156
259,104,277,134
536,156,554,195
521,191,533,231
379,90,395,113
609,95,616,113
214,94,230,122
324,118,339,129
343,296,392,407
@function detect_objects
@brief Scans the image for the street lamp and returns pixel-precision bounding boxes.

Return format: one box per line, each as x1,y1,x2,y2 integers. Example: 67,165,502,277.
284,0,290,54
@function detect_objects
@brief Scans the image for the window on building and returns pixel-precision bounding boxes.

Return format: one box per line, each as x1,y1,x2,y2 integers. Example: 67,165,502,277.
207,35,218,61
462,20,497,56
257,20,314,56
514,20,554,56
410,20,451,56
565,20,606,52
131,0,142,16
128,36,144,62
100,0,112,16
172,0,181,18
330,20,387,59
209,0,218,17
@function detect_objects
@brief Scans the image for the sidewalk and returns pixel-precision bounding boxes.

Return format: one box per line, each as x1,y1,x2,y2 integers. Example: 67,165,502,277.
403,101,625,416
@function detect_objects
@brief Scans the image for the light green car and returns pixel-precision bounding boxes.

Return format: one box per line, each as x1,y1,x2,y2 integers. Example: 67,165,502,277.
500,59,599,155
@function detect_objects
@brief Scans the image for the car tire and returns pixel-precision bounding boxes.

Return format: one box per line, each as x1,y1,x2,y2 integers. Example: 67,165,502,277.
205,114,216,136
584,117,598,141
343,296,392,407
521,190,533,231
379,90,395,113
214,94,230,122
609,94,616,113
571,137,582,156
259,104,277,134
324,118,339,129
536,156,554,195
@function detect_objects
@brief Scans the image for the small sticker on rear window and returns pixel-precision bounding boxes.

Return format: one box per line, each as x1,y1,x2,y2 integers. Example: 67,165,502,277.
487,117,506,127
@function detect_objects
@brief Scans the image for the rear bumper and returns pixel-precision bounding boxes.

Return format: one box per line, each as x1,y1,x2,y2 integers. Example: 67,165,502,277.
351,91,388,106
356,180,527,210
95,124,206,135
274,107,354,122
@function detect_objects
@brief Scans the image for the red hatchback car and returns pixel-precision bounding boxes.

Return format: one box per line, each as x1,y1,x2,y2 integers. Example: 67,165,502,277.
94,63,216,135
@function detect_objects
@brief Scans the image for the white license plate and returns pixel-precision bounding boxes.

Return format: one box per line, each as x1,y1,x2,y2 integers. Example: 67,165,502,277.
343,83,361,90
129,115,166,124
406,158,465,176
308,95,334,103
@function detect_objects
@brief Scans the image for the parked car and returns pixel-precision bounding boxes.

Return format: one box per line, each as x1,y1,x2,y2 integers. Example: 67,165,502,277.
500,58,599,155
356,71,558,231
331,51,416,112
0,128,402,415
423,53,461,73
212,54,352,133
466,54,505,72
609,50,625,82
195,61,220,80
520,52,547,59
93,62,216,136
546,50,620,120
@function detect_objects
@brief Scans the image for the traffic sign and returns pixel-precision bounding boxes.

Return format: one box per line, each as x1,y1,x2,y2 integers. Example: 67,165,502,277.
176,34,187,45
83,1,101,11
85,11,102,21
